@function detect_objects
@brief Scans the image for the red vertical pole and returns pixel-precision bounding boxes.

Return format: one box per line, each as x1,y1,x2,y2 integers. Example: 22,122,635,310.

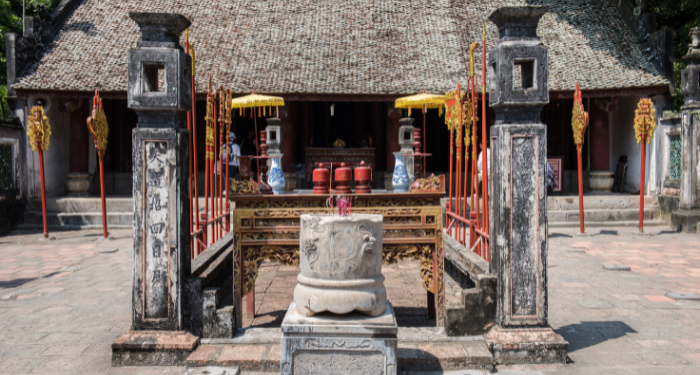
482,25,489,260
577,145,585,234
448,129,454,235
456,83,463,244
99,155,107,238
463,83,469,245
213,93,219,242
185,39,194,257
639,138,646,232
37,148,48,238
186,89,194,258
192,78,199,254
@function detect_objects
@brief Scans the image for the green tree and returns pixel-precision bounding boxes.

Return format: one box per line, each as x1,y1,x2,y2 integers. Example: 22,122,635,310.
643,0,700,111
1,0,60,119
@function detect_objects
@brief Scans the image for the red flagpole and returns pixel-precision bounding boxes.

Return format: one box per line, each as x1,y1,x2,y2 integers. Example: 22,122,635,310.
98,153,107,238
639,139,646,232
37,148,48,238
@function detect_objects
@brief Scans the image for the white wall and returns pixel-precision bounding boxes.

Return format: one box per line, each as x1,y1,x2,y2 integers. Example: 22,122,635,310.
610,95,652,193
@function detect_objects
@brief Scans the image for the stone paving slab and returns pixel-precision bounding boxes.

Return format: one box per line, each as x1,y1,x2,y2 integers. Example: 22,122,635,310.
1,226,700,374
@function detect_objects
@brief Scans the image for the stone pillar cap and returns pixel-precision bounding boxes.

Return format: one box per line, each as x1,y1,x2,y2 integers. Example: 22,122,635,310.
684,27,700,63
489,6,549,40
399,117,415,126
129,12,191,48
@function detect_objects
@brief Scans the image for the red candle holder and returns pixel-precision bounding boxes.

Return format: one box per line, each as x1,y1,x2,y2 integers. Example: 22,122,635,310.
313,163,330,194
334,163,352,194
354,161,371,194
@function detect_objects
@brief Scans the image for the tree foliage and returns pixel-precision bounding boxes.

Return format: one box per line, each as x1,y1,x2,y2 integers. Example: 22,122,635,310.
1,0,60,119
643,0,700,110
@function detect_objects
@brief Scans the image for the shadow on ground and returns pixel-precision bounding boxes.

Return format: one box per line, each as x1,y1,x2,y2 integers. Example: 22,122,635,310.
557,321,636,352
0,278,38,289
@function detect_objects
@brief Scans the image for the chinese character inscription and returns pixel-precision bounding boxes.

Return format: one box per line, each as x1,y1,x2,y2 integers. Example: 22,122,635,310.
143,141,169,319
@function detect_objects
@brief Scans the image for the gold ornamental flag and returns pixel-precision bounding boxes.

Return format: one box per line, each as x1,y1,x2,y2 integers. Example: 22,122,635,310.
571,84,589,145
634,98,656,144
28,105,51,151
87,90,109,155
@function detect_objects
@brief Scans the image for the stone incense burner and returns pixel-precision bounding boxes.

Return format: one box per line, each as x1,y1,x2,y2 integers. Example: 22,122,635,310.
294,214,386,317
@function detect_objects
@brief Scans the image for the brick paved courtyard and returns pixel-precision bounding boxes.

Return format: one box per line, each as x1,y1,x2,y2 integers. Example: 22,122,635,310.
0,226,699,374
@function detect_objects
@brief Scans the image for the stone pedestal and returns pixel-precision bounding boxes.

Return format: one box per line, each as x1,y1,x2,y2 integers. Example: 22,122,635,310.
65,172,92,195
588,171,614,191
487,5,567,364
280,301,398,375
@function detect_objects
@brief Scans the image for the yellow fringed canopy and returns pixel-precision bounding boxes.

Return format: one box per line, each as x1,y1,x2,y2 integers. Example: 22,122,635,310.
394,92,445,116
230,91,285,109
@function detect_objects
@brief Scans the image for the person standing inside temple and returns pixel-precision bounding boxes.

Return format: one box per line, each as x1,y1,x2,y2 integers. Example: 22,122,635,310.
219,132,241,192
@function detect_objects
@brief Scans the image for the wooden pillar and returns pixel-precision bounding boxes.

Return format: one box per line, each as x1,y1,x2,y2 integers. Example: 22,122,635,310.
386,107,402,171
279,106,294,171
589,101,610,171
69,102,90,173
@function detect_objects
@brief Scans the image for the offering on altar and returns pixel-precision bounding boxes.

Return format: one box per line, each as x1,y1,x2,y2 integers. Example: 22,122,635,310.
332,138,346,148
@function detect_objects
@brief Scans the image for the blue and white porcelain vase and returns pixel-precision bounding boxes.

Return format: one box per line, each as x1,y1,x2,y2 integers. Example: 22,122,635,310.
268,155,285,195
392,152,410,193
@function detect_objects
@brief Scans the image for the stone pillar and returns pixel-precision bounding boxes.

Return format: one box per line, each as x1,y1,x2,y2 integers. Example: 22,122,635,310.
398,117,415,184
485,6,567,364
127,12,192,331
265,117,281,170
672,27,700,233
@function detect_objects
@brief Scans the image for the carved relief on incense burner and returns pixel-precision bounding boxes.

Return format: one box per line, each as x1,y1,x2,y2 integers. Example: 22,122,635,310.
295,214,386,317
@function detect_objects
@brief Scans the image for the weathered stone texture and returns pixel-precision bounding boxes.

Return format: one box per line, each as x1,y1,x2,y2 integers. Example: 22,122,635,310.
128,12,192,332
280,302,398,375
487,6,550,329
295,214,386,317
131,128,190,331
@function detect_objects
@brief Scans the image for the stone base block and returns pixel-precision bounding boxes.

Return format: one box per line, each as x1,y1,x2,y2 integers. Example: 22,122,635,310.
185,366,240,375
112,330,199,366
588,171,614,191
671,209,700,233
484,327,568,365
204,306,236,339
281,301,398,375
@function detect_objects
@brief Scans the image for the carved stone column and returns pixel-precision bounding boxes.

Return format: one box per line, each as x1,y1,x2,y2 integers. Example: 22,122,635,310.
127,12,192,331
398,117,415,185
485,6,567,364
672,27,700,233
265,117,281,170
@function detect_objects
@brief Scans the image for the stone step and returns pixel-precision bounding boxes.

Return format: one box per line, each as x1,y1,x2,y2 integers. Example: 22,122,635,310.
549,220,667,229
27,197,210,213
21,211,133,229
548,208,660,223
547,194,657,211
187,340,493,372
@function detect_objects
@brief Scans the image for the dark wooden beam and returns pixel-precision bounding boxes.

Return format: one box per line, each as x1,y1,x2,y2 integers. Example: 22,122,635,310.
15,84,670,102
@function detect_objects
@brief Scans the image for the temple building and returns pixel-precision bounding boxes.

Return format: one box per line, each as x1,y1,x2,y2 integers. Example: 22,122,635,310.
4,0,675,203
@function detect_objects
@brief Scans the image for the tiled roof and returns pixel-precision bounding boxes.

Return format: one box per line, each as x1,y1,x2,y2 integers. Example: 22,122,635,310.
12,0,668,94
